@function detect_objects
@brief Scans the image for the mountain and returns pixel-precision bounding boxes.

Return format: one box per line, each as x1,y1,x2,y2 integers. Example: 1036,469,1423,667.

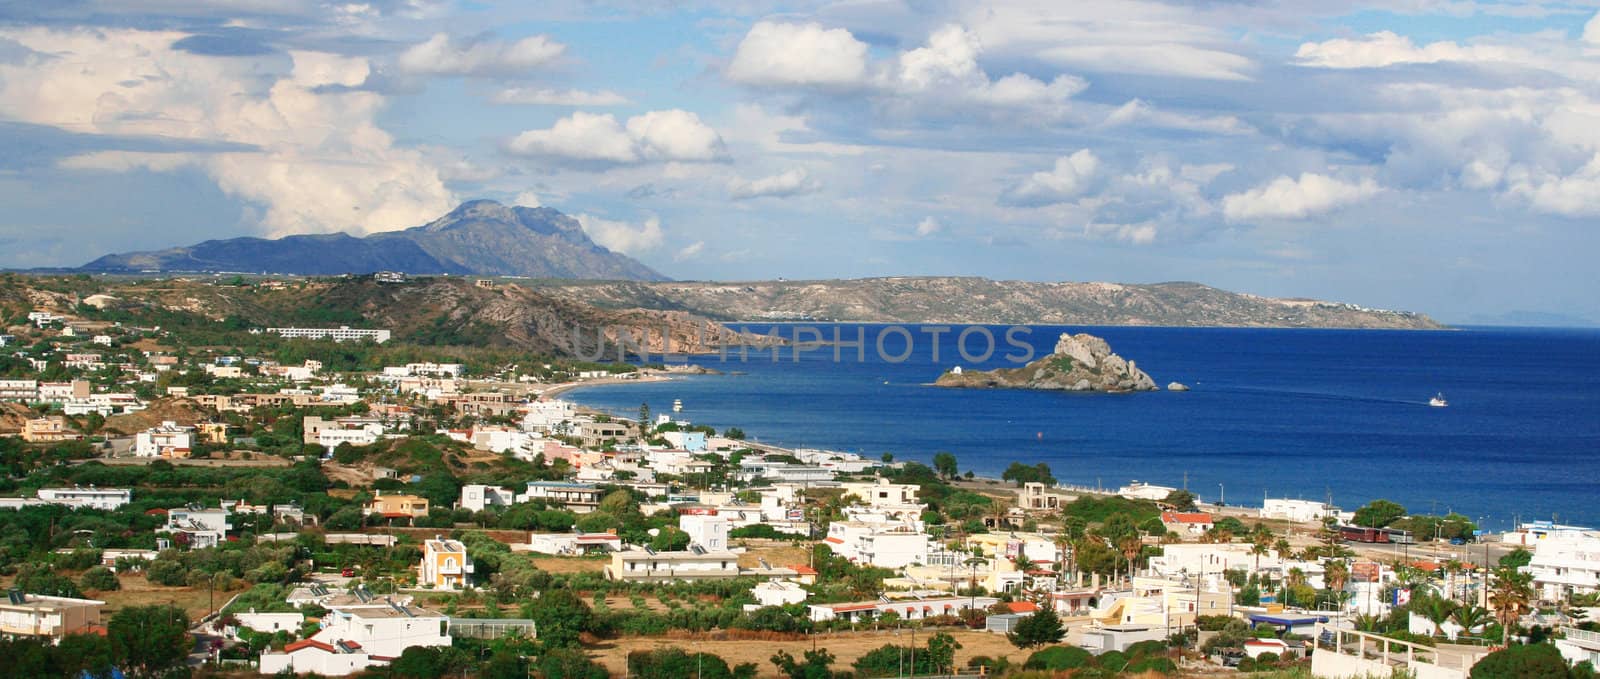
935,331,1160,392
79,200,667,281
535,277,1445,329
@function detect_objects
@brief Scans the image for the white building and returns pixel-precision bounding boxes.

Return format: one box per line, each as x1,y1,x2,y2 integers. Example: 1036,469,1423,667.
825,521,930,568
1261,498,1344,524
520,400,576,432
751,580,808,608
304,416,386,448
165,507,232,548
606,548,742,582
36,487,132,510
456,484,516,512
1117,481,1176,501
524,532,622,555
259,601,450,676
808,596,999,623
265,326,391,343
1522,530,1600,600
0,592,105,641
678,513,730,552
229,611,305,640
135,421,194,458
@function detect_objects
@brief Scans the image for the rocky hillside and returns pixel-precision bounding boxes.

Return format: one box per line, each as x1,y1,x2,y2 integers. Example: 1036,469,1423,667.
935,332,1158,393
538,277,1443,329
78,276,768,357
80,200,666,281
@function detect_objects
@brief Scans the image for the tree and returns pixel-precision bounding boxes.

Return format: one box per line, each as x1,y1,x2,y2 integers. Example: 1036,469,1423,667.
538,648,609,679
1025,645,1093,670
80,566,120,592
925,632,962,675
1001,461,1055,487
1326,560,1350,595
1007,608,1066,649
1454,604,1492,636
526,589,592,648
108,604,190,679
1499,548,1533,570
1352,499,1408,528
1488,567,1534,645
1419,594,1458,638
1163,489,1198,512
770,649,841,679
1470,642,1573,678
932,451,959,480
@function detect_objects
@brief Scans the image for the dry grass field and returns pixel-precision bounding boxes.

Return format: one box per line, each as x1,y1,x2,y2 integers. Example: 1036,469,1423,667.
584,628,1027,676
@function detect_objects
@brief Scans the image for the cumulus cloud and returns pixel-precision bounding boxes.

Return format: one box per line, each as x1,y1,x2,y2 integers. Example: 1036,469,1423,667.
726,21,869,87
1040,43,1253,81
490,87,628,106
507,110,725,165
1506,153,1600,217
728,167,821,199
512,190,541,207
727,22,1083,115
397,32,565,76
0,28,454,237
1222,173,1380,222
577,214,664,254
999,150,1100,207
914,216,941,237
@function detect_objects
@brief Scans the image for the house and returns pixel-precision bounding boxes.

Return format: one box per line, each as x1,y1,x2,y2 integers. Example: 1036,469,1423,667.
1161,512,1215,536
524,532,622,556
419,538,473,589
736,460,834,484
577,421,629,448
678,513,730,551
0,379,37,401
660,430,707,452
21,416,79,443
35,487,131,510
456,484,516,512
1018,482,1073,510
751,580,808,608
196,422,229,444
135,421,194,458
0,591,106,640
38,380,91,403
363,492,429,519
229,611,305,640
304,416,386,447
606,548,742,582
258,601,450,676
516,481,603,512
165,506,232,548
808,596,999,623
824,521,930,568
841,478,923,510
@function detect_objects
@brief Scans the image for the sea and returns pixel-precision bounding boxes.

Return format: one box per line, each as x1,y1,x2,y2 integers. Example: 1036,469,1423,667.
560,324,1600,531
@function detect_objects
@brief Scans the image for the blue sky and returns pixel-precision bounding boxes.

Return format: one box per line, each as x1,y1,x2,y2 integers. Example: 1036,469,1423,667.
1,1,1599,324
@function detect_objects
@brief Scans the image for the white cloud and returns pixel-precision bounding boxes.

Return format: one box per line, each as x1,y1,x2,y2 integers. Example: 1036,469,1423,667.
491,87,628,106
512,190,541,207
1039,43,1253,81
1000,150,1100,207
728,167,821,199
1084,222,1158,245
1586,12,1600,46
1222,173,1380,222
726,21,869,88
1102,99,1250,136
1,28,454,237
886,25,1085,110
577,214,664,255
507,109,725,165
914,216,941,237
674,241,704,261
397,32,565,76
1506,153,1600,217
1294,31,1528,69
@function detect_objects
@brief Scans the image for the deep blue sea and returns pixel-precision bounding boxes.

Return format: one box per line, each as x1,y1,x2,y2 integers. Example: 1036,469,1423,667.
562,325,1600,530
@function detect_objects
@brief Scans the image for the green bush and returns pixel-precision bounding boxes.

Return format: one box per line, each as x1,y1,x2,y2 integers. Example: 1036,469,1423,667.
1126,655,1178,674
80,566,120,591
1023,645,1092,670
1470,643,1573,678
1096,649,1128,672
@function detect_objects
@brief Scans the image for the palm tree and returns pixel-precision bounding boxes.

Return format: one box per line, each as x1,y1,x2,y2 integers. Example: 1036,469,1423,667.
1420,594,1457,638
1250,537,1270,574
1274,537,1292,557
1325,560,1350,595
1488,567,1534,645
1118,536,1143,582
1453,604,1492,637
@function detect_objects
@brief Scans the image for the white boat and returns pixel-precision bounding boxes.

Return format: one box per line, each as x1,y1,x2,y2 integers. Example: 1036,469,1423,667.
672,398,683,413
1429,393,1448,407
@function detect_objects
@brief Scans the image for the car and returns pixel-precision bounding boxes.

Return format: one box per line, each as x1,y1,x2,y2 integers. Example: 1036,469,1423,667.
341,567,356,577
1449,537,1467,545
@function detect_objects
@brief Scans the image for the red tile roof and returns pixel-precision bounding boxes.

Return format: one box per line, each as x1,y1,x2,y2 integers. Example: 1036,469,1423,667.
1161,512,1214,524
284,639,336,654
1005,601,1039,613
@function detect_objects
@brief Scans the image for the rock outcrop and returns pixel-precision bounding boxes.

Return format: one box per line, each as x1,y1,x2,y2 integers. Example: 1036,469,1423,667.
935,332,1158,393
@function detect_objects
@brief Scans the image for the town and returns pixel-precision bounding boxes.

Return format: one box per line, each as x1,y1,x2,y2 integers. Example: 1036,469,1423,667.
0,275,1592,679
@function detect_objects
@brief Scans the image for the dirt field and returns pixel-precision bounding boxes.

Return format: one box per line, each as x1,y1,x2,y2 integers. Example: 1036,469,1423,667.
736,541,812,569
525,555,609,574
584,628,1026,675
95,573,250,621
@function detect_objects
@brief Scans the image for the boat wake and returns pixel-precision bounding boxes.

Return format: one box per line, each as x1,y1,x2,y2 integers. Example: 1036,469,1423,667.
1205,386,1435,407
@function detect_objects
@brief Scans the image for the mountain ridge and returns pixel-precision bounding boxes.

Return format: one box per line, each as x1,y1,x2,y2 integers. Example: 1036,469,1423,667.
80,200,667,281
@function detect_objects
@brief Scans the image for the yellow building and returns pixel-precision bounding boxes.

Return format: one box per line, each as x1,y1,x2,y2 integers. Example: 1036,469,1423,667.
21,417,78,443
420,538,473,588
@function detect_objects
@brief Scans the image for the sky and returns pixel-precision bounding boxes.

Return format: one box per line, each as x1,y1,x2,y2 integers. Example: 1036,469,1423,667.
1,1,1598,324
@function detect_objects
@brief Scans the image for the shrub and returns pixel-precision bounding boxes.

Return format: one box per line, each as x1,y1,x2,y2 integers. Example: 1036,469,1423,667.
1096,649,1128,672
1470,643,1573,678
1024,645,1092,670
1126,655,1178,674
80,566,120,591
